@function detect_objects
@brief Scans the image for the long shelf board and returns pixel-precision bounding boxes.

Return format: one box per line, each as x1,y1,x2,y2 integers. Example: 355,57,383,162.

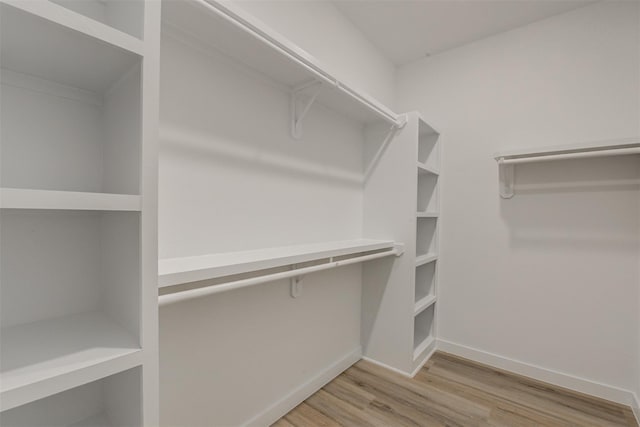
417,211,439,218
159,239,396,288
416,253,438,267
417,162,439,176
1,1,141,94
494,137,640,161
414,295,437,316
1,312,142,411
413,335,436,361
161,0,400,127
0,188,141,211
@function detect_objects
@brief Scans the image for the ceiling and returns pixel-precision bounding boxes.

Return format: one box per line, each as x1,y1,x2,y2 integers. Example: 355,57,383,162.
333,0,597,65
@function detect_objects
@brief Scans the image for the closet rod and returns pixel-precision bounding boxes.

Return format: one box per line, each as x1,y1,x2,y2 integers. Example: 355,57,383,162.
159,246,403,306
197,0,400,126
498,147,640,165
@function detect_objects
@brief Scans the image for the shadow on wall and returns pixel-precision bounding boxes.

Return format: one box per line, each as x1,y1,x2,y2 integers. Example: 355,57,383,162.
361,256,396,351
499,156,640,251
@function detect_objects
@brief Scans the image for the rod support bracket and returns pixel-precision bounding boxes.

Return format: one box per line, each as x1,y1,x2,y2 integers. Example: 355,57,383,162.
497,158,515,199
290,264,304,298
393,243,405,257
291,81,323,139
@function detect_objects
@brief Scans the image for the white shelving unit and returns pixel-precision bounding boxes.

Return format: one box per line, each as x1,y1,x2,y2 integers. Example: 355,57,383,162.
362,112,441,376
412,117,440,369
0,0,160,425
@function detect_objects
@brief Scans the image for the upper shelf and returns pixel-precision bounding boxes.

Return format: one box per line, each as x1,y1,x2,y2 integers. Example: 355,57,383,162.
161,0,401,128
159,239,396,287
1,0,142,93
495,137,640,164
0,188,141,211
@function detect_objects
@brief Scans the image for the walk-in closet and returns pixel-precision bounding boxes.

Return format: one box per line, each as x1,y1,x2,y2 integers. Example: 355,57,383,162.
1,0,639,426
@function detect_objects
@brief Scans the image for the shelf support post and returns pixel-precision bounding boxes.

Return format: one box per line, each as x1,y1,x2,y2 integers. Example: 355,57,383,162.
497,158,514,199
290,81,323,139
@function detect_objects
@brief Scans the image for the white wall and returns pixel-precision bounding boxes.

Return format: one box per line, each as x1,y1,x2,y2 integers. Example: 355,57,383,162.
397,0,640,400
233,0,396,108
158,20,369,424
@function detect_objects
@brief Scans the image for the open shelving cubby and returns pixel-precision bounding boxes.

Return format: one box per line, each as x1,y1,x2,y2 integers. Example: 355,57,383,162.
413,304,435,360
0,367,141,427
0,0,158,424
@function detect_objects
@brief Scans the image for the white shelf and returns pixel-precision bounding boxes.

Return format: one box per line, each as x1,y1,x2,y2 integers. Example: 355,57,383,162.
413,336,435,361
159,239,395,287
0,188,141,211
416,253,438,267
161,0,400,127
417,211,439,218
417,161,439,176
1,0,144,55
1,0,142,93
494,137,640,161
1,312,142,411
414,295,437,316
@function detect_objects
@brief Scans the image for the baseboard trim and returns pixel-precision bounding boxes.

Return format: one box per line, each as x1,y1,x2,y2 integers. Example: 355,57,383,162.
242,347,362,427
410,344,437,377
360,356,412,378
437,339,635,407
631,392,640,425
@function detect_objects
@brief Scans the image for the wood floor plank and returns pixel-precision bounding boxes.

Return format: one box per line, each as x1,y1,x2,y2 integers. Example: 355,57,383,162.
271,416,296,427
306,389,389,427
338,372,447,427
284,402,341,427
272,351,637,427
428,353,628,426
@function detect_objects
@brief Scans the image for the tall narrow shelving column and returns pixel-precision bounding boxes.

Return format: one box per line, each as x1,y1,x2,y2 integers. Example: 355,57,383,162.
413,117,440,371
363,112,440,375
0,1,160,425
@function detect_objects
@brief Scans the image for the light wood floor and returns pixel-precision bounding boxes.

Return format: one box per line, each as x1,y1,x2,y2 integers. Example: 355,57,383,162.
272,352,638,427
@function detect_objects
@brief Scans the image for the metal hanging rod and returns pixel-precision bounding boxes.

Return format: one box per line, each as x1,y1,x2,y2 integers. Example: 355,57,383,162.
495,140,640,198
497,146,640,165
159,245,404,306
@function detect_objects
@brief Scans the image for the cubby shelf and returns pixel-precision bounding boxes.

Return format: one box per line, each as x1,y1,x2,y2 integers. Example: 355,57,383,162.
0,188,141,211
161,0,400,128
417,211,439,218
414,294,437,316
413,336,436,361
0,312,142,411
1,0,142,94
417,161,439,176
416,253,438,267
159,239,396,287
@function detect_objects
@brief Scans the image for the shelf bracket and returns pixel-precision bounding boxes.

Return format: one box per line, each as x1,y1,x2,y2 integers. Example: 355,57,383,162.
290,264,304,298
364,116,407,183
290,81,323,139
497,158,515,199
